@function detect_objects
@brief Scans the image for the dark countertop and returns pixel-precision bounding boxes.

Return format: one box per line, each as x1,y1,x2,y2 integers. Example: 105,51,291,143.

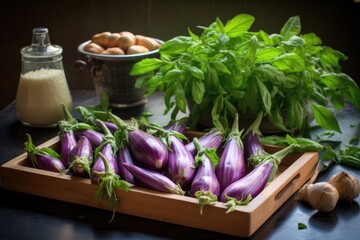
0,89,359,240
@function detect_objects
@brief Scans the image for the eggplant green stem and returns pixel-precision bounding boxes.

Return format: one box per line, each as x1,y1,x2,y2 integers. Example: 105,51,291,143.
228,113,244,148
95,152,133,223
244,111,263,137
193,138,219,169
261,143,297,181
224,194,252,213
194,190,218,215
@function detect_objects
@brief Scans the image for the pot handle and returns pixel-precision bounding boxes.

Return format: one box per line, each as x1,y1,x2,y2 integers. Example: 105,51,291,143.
74,55,93,77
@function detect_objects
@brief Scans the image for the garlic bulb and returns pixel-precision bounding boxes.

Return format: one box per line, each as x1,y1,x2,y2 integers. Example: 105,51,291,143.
328,171,360,201
307,182,339,212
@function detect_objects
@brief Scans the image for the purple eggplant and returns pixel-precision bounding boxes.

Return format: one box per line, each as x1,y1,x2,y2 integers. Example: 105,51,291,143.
190,138,220,214
102,121,118,133
220,143,297,213
24,134,65,173
216,114,245,192
95,152,133,222
57,105,78,168
244,111,268,167
91,121,119,182
117,146,136,184
108,113,169,171
76,129,104,149
68,136,93,177
128,130,168,170
122,162,184,195
185,129,224,156
60,131,77,168
164,119,186,135
166,135,196,189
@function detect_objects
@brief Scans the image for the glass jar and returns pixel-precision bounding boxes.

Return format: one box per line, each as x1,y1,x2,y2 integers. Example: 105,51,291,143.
15,27,72,127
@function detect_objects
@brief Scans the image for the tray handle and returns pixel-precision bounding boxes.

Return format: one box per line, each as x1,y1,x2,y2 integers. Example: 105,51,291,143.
274,173,301,202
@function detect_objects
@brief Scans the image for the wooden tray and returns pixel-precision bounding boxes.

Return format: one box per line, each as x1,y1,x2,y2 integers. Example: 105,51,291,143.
0,135,318,237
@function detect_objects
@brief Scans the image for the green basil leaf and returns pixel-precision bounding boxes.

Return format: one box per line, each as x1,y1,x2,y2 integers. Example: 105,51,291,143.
174,85,187,113
280,16,301,40
246,36,258,64
288,99,304,130
224,14,255,38
164,84,176,108
267,108,290,132
215,17,225,32
310,90,328,106
259,30,273,45
281,35,305,47
257,79,271,114
188,27,199,40
192,80,205,104
187,66,205,80
211,60,231,74
160,36,194,56
256,47,283,63
164,69,183,83
302,33,322,46
318,47,347,70
134,75,150,89
311,104,341,133
144,75,162,96
224,99,237,117
272,53,305,72
130,58,163,76
331,93,345,110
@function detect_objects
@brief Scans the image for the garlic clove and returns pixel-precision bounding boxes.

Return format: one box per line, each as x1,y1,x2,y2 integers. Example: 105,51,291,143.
328,171,360,201
308,182,339,212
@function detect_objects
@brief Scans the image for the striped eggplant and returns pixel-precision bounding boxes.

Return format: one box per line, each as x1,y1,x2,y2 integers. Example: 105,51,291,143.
164,119,186,135
166,135,196,189
24,134,65,173
91,121,119,182
216,114,245,192
220,144,297,213
117,146,136,184
244,111,267,167
60,131,77,168
190,138,220,214
58,104,78,168
109,113,168,171
185,129,223,156
76,129,104,149
68,136,93,177
122,162,184,195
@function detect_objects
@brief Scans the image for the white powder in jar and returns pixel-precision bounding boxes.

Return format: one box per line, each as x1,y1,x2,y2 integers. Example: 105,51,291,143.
16,68,73,126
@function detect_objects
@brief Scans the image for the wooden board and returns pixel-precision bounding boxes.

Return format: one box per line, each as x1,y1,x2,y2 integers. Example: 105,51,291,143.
0,136,318,237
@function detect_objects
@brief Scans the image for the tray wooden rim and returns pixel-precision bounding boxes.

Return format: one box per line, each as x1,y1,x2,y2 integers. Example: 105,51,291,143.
0,136,318,237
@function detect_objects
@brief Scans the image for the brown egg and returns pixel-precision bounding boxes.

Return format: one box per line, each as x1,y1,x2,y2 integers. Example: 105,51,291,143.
91,32,111,47
127,45,150,55
84,42,105,54
107,33,121,48
100,47,125,55
135,35,160,51
118,32,136,50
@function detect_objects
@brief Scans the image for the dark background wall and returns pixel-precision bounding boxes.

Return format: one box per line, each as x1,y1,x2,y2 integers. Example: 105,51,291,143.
1,0,359,110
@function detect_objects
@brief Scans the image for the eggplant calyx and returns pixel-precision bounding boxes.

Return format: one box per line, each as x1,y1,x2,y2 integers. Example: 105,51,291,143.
194,190,218,215
68,157,92,176
224,194,252,213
